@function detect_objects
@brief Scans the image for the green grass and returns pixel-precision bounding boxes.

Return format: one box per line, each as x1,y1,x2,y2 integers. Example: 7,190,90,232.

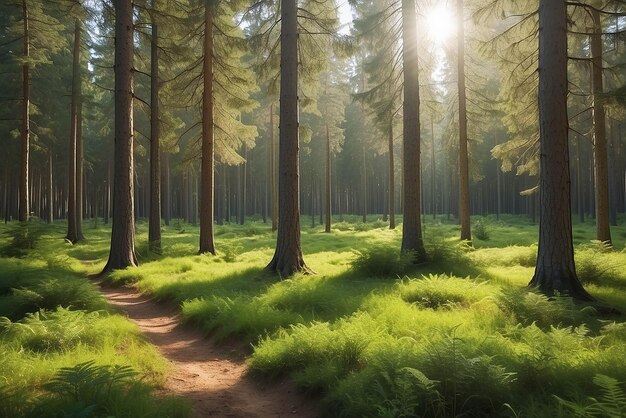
1,215,626,417
0,224,190,417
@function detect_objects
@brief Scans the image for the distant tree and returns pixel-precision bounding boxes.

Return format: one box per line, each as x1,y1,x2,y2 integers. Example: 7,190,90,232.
529,0,592,300
457,0,471,242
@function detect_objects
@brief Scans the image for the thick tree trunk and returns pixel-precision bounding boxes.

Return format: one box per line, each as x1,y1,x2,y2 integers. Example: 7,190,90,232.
266,0,310,276
529,0,592,301
388,116,396,229
66,20,80,242
19,0,29,222
102,0,138,273
457,0,471,242
400,0,426,260
199,3,216,254
591,10,612,245
325,123,331,233
149,21,162,253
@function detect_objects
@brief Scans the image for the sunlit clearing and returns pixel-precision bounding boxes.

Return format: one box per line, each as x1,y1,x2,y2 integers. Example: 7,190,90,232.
425,5,457,44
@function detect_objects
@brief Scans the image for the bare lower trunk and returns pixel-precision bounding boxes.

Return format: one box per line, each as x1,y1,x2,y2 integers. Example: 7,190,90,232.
199,5,216,254
76,58,85,240
325,123,331,233
591,10,611,245
66,20,80,242
400,0,426,260
149,21,162,253
389,116,395,229
102,0,138,273
19,0,29,222
529,0,592,301
266,0,310,276
47,149,53,224
457,0,471,242
270,103,278,232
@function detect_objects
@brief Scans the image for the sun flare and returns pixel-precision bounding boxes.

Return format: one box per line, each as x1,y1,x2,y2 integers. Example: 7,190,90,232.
425,5,457,44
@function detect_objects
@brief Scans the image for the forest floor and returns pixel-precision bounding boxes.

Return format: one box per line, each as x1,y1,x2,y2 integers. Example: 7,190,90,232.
97,280,317,418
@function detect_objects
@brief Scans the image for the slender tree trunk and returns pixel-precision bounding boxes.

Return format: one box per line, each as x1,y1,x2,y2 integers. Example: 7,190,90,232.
76,59,85,240
591,9,612,245
199,2,216,252
47,148,53,224
495,134,502,220
576,134,584,223
266,0,310,276
457,0,471,242
102,0,138,273
388,116,396,229
104,159,110,225
270,103,278,231
149,20,162,253
529,0,592,300
19,0,29,222
431,117,436,220
66,20,80,242
325,122,332,233
401,0,426,260
162,153,170,226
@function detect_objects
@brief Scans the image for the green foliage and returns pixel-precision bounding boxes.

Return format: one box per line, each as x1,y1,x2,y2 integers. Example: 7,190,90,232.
399,274,496,310
352,246,413,277
473,218,490,241
555,374,626,418
0,221,48,257
576,242,623,286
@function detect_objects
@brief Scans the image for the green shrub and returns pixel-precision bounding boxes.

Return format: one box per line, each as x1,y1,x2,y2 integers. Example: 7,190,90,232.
474,218,490,241
0,221,48,257
352,246,414,277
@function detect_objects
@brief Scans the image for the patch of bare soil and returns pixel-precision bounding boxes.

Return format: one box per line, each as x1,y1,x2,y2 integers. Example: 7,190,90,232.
97,283,318,418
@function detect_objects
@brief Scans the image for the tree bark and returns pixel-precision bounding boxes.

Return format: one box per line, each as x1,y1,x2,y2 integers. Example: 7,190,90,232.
47,148,53,224
199,3,216,253
76,54,85,240
270,102,278,231
325,122,331,233
400,0,426,260
19,0,29,222
388,114,396,229
149,20,162,253
457,0,471,242
590,9,612,245
266,0,310,276
529,0,592,301
102,0,138,273
66,20,80,242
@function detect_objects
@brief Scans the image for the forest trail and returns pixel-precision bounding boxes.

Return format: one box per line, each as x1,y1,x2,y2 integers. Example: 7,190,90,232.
96,283,317,418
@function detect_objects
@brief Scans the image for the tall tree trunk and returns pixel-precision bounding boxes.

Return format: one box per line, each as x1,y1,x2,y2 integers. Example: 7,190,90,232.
104,159,110,225
66,20,80,242
361,141,367,222
102,0,138,273
431,117,436,220
457,0,471,242
576,134,584,223
400,0,426,260
325,122,331,233
591,9,612,245
76,59,85,240
199,3,216,254
529,0,592,300
19,0,29,222
266,0,310,276
388,115,396,229
162,153,170,226
270,102,278,231
495,134,502,220
149,20,162,253
47,148,53,224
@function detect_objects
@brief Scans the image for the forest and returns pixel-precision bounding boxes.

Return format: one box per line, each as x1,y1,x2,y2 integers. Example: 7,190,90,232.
1,0,625,416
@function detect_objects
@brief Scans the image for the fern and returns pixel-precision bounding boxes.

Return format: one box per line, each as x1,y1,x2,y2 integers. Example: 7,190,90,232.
555,374,626,418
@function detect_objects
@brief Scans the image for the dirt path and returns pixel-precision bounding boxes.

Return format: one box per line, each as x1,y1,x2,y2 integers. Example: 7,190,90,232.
97,283,318,418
